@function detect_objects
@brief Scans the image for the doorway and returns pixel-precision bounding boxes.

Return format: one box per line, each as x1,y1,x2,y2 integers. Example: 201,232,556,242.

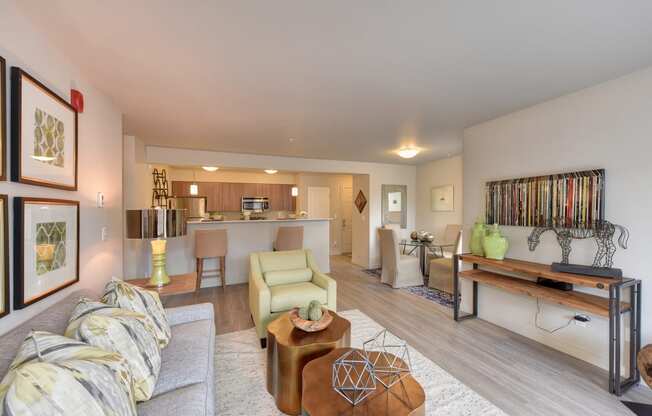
307,186,330,219
340,185,353,253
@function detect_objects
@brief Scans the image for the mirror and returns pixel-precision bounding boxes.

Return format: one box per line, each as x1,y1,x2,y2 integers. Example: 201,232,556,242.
381,184,407,228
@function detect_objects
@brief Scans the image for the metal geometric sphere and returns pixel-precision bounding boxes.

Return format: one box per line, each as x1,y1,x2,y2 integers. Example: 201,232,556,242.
331,349,376,405
363,329,412,388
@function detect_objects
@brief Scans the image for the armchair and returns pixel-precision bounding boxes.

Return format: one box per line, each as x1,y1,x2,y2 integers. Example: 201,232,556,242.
249,249,337,347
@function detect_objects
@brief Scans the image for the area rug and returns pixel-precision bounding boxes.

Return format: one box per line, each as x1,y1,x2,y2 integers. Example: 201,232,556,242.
214,309,507,415
363,268,453,308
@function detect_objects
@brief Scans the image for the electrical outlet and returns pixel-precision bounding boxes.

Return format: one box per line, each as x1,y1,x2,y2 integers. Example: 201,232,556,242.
101,226,108,241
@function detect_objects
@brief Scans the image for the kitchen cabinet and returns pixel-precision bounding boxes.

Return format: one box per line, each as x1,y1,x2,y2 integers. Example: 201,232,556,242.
171,181,296,212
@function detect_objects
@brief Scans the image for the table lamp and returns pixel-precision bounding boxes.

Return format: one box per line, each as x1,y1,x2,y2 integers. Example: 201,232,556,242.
126,208,187,286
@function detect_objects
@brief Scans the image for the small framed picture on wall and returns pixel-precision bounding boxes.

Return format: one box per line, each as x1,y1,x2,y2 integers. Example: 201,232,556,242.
14,197,79,309
11,67,78,190
431,184,454,212
0,56,6,181
0,195,9,318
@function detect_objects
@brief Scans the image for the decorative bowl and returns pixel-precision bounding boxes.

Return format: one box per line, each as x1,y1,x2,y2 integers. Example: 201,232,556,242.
421,233,435,243
288,307,333,332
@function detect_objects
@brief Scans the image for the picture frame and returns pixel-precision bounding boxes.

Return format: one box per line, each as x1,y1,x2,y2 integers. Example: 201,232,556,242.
431,184,454,212
14,197,79,309
0,195,9,318
0,56,6,181
11,67,78,190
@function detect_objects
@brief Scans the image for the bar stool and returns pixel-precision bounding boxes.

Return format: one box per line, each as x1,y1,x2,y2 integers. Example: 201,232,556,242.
195,229,228,291
273,226,304,251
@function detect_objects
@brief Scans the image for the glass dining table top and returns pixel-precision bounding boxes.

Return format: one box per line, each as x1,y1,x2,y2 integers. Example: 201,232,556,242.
399,239,453,248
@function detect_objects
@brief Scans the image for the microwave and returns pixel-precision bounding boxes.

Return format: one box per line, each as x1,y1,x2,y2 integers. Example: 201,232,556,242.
241,197,269,212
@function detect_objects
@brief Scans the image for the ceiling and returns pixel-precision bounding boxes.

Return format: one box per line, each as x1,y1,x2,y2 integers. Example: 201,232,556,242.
17,1,652,164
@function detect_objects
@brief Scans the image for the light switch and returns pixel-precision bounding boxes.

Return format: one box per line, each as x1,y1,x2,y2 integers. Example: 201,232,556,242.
96,192,105,208
101,226,108,241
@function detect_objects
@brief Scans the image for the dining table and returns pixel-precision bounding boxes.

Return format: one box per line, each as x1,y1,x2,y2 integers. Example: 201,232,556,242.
400,238,455,277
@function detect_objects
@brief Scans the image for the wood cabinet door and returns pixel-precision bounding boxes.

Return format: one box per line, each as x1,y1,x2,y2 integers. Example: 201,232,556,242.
171,181,191,197
201,182,223,212
222,183,244,211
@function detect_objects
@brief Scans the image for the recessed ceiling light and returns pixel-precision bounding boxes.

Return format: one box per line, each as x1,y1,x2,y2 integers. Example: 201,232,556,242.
264,169,278,174
202,166,219,172
397,147,420,159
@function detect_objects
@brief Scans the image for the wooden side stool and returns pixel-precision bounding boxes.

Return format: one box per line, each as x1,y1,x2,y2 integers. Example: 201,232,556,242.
195,229,228,291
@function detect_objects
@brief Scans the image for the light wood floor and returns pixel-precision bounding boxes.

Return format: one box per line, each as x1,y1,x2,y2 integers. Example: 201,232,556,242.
166,255,652,415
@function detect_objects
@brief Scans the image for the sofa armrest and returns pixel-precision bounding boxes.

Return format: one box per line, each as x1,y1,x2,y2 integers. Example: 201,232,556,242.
249,253,272,339
165,303,214,326
312,271,337,311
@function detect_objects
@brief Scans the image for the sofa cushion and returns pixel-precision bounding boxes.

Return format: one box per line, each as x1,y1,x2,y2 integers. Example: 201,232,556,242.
258,250,307,273
153,319,211,397
65,312,161,401
264,267,313,287
102,279,172,349
269,282,327,312
0,331,137,413
138,383,208,416
4,360,137,416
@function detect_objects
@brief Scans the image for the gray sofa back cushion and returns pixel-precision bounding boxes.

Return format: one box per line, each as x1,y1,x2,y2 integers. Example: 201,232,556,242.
0,290,96,378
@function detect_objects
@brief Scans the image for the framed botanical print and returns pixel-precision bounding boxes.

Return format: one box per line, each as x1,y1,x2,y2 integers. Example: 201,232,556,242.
431,184,454,212
14,198,79,309
11,67,78,190
0,195,9,318
0,56,6,181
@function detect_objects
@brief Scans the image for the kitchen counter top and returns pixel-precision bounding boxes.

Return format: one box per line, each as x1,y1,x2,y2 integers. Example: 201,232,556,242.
187,218,332,224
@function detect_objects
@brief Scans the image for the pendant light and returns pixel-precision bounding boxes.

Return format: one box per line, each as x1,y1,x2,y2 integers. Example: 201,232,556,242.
190,169,198,195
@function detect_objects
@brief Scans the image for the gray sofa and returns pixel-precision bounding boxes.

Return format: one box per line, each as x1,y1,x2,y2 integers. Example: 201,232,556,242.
0,290,215,416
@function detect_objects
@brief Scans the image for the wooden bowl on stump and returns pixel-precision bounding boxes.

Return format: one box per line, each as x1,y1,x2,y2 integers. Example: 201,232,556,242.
288,307,333,332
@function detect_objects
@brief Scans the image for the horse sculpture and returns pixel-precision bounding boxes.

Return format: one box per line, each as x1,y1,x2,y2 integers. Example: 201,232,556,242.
527,220,629,268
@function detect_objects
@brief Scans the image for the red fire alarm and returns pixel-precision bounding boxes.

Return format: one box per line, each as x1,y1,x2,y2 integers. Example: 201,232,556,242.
70,89,84,113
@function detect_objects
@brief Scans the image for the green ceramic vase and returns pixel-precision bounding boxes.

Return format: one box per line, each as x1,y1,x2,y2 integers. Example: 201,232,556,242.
483,224,509,260
469,221,487,256
149,252,170,287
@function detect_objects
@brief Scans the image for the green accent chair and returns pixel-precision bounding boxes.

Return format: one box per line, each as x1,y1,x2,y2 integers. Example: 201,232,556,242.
249,249,337,347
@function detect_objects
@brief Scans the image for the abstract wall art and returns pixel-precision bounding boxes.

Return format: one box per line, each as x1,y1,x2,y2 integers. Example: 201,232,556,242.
14,198,79,309
485,169,605,228
355,190,367,214
11,67,78,190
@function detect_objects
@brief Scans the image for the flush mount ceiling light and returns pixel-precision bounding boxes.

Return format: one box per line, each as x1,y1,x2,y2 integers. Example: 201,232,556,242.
264,169,278,174
397,147,420,159
202,166,219,172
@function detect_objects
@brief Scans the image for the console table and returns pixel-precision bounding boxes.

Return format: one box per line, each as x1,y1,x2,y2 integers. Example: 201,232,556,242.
453,253,641,396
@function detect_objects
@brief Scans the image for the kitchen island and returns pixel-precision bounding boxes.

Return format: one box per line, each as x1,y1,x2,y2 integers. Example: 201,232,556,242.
156,218,331,288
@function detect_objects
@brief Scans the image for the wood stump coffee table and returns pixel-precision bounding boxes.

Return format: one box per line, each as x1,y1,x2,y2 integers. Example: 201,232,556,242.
302,348,425,416
267,311,351,416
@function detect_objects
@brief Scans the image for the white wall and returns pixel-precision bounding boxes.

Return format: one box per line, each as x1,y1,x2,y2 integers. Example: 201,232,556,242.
352,174,370,267
416,155,463,235
144,146,416,269
463,67,652,372
0,1,123,334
